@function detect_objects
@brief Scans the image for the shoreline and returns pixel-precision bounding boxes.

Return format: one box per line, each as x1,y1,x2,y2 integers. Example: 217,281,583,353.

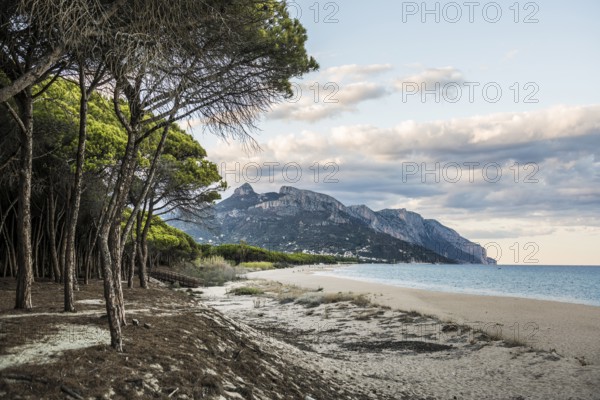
248,265,600,365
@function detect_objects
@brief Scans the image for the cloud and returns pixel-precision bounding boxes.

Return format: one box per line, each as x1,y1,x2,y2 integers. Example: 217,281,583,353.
395,66,465,91
264,63,395,123
267,81,390,122
323,64,394,82
338,81,389,104
328,105,600,160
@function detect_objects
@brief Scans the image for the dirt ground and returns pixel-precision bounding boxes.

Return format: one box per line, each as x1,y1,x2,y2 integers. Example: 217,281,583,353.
0,279,390,400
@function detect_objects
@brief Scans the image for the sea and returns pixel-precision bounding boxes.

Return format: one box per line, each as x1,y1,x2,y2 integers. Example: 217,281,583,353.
316,264,600,307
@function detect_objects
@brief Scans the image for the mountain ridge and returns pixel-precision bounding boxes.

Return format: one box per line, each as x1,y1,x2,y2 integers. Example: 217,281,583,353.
177,184,495,264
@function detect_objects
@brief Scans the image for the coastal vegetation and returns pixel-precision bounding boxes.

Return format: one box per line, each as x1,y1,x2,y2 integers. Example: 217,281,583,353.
204,243,354,266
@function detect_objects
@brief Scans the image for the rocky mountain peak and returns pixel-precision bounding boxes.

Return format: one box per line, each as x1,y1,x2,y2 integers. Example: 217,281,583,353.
233,183,256,197
279,186,301,195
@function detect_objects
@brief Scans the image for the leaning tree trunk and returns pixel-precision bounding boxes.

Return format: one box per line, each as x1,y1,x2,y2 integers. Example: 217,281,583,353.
96,134,138,350
11,92,34,310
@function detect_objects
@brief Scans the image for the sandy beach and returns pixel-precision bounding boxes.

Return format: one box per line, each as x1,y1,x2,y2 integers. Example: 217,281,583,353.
247,265,600,365
198,272,600,399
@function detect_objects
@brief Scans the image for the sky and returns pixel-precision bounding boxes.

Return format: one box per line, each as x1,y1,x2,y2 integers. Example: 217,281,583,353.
185,0,600,266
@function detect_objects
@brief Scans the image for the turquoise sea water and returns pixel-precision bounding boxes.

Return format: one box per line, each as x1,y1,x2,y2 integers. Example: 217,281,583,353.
316,264,600,307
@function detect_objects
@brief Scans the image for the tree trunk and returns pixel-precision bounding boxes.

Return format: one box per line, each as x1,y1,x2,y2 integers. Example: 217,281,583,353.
119,122,171,260
63,68,91,312
58,218,67,281
109,224,126,325
84,231,95,285
0,200,17,279
137,202,154,289
14,92,34,310
34,216,44,279
2,249,8,278
47,187,62,283
7,218,17,278
94,83,149,349
99,227,122,351
2,222,16,278
128,229,137,288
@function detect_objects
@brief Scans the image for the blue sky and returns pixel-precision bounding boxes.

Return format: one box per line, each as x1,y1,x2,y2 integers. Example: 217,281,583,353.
188,0,600,265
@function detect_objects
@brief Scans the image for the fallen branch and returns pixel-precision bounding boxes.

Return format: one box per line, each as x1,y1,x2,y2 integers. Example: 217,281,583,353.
60,385,83,400
1,373,33,382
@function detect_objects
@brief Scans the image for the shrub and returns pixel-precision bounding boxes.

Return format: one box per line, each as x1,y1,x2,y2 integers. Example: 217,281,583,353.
179,257,237,286
230,286,264,296
295,292,324,308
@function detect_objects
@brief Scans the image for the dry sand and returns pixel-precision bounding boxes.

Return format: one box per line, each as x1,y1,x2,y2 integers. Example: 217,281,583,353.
247,265,600,365
201,278,600,400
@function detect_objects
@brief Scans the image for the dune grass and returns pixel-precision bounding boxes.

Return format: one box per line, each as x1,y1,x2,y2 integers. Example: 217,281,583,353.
295,292,371,308
237,261,275,270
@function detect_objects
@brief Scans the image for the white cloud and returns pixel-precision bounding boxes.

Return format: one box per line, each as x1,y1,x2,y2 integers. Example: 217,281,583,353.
264,64,396,122
323,64,394,82
395,66,465,91
267,81,390,122
338,81,389,104
213,105,600,169
328,105,600,157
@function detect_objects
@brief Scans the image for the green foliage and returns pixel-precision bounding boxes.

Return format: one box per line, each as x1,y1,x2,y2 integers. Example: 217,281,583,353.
195,256,231,269
34,78,128,172
139,215,202,262
204,243,348,266
137,121,225,216
1,0,320,287
245,0,320,96
33,78,224,266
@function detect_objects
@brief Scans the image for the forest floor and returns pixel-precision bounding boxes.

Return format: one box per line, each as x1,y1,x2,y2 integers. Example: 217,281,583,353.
0,278,383,400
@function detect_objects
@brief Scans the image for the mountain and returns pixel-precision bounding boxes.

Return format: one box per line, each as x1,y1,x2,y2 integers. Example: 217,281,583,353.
177,184,495,264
